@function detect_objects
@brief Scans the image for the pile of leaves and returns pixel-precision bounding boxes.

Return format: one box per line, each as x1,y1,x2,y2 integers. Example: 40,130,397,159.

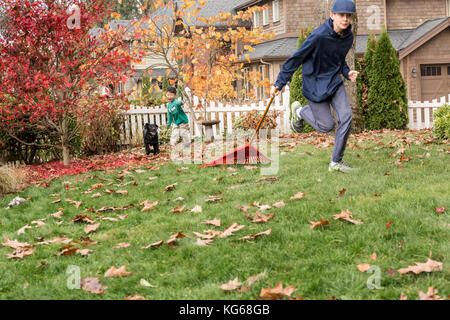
233,110,280,131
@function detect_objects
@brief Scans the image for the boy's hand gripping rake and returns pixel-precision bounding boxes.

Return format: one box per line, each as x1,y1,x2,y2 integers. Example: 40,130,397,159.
199,90,277,168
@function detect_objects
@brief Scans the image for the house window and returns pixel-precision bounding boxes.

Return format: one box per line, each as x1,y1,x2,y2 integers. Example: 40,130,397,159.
420,65,441,77
253,11,260,28
118,82,123,94
263,8,269,26
273,0,279,22
448,66,450,75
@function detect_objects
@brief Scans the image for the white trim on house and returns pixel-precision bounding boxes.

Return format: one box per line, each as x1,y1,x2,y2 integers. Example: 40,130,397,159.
273,0,280,22
263,7,269,26
253,11,260,28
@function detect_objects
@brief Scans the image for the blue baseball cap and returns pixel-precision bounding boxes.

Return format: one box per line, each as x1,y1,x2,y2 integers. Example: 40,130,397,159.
332,0,356,14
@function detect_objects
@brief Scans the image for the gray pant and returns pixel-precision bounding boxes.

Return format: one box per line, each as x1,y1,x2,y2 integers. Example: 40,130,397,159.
299,84,352,163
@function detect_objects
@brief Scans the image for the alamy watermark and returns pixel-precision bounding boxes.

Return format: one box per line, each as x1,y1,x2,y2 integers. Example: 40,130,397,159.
66,265,81,290
66,5,81,30
366,265,383,290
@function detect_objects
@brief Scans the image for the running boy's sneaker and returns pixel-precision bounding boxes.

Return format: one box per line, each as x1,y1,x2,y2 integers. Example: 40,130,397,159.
290,101,304,133
329,161,358,173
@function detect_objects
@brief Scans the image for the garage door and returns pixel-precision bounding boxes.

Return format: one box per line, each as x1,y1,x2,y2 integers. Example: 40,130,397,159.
420,64,450,101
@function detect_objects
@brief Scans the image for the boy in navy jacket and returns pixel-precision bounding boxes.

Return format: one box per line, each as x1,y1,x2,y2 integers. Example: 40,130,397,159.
271,0,359,173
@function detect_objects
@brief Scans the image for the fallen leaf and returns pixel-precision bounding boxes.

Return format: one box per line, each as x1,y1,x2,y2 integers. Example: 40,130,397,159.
357,263,371,272
91,193,102,198
418,287,442,300
116,190,128,196
196,238,213,246
17,224,32,235
220,277,242,291
114,242,131,248
333,210,363,225
80,278,107,294
370,253,377,261
236,204,250,212
385,220,392,229
99,216,119,222
244,165,258,170
219,223,245,238
72,215,95,224
337,188,347,197
400,292,408,300
65,198,82,208
51,199,62,204
125,294,147,300
140,279,157,287
238,271,267,292
309,219,330,229
166,232,186,248
170,205,185,213
201,218,221,227
290,192,306,200
77,249,93,256
260,282,297,300
140,200,159,212
174,197,184,201
248,212,275,223
104,265,133,277
31,219,46,228
7,246,35,259
84,223,100,234
191,205,202,213
142,240,164,249
116,214,128,220
50,211,64,218
397,258,443,275
205,195,222,203
272,201,285,208
164,183,177,192
435,206,445,213
2,237,31,249
239,229,271,241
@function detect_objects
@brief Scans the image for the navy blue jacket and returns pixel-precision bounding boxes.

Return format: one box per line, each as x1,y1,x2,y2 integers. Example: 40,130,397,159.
274,18,353,103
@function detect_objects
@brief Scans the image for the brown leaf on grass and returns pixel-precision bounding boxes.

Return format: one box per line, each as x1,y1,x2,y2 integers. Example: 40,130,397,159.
260,281,297,300
201,218,221,227
435,206,445,213
74,237,97,247
36,236,73,246
252,202,272,211
116,214,128,220
72,215,95,224
193,231,218,240
205,195,222,203
337,188,347,197
91,193,102,198
191,205,202,213
166,232,186,248
58,245,79,256
244,165,258,170
418,287,443,300
239,229,271,241
104,265,133,277
333,210,363,225
65,198,82,208
272,201,285,208
89,183,104,190
31,219,46,228
99,216,119,222
80,278,107,294
125,294,147,300
50,211,64,218
245,212,275,223
77,249,93,256
400,292,408,300
116,190,128,196
114,242,131,248
238,271,268,293
7,246,35,259
139,200,159,212
196,238,213,246
2,237,31,249
290,192,306,200
370,253,377,261
357,263,371,272
236,204,250,213
142,240,164,249
220,277,242,291
219,223,245,238
174,197,184,201
170,205,185,213
397,258,443,275
309,219,330,229
164,183,177,193
51,199,62,204
17,224,32,235
84,223,100,234
36,261,48,268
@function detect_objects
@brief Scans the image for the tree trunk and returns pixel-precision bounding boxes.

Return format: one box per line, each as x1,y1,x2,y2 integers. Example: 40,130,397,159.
61,116,71,166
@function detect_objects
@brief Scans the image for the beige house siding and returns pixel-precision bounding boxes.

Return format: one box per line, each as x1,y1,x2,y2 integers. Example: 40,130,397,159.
251,0,286,35
357,0,386,35
403,26,450,101
386,0,447,31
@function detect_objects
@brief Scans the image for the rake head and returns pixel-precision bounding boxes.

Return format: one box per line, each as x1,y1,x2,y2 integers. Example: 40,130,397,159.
198,143,271,168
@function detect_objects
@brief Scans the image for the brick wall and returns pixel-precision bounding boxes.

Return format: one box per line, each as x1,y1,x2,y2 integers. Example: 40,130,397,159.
386,0,447,30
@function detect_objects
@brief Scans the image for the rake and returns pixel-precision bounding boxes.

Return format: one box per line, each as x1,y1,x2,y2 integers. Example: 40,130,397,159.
198,92,277,168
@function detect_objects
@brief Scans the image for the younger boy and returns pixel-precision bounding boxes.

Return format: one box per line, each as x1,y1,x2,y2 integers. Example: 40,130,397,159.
271,0,359,173
165,86,191,149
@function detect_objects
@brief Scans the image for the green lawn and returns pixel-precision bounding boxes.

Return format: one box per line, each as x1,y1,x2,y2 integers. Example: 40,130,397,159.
0,130,449,300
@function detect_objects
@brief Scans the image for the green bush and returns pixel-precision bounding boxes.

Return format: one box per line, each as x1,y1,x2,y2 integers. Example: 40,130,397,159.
364,30,408,130
158,126,172,145
434,104,450,140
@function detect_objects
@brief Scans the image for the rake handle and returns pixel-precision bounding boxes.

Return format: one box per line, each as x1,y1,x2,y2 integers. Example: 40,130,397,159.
248,92,276,145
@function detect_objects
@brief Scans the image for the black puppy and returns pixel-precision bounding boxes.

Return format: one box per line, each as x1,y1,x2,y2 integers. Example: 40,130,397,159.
143,123,160,155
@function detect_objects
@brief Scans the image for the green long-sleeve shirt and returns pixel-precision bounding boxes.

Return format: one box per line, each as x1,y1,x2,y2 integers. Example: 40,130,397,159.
166,99,189,129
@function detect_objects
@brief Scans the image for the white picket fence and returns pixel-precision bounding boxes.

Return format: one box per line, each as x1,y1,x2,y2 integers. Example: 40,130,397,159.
121,87,291,145
407,94,450,130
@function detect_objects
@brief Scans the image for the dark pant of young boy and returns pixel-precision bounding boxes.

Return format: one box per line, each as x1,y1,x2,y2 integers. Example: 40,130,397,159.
299,84,352,163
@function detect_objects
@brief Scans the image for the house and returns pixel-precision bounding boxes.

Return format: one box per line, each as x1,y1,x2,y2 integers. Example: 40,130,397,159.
236,0,450,102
